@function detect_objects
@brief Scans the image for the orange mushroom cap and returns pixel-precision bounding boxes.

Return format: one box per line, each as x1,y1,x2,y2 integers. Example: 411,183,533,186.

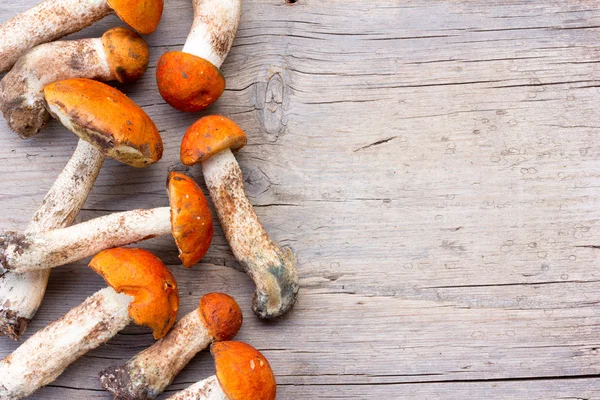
89,248,179,339
101,27,150,84
44,78,163,168
180,115,247,165
199,293,243,341
107,0,164,35
167,172,214,267
156,52,225,113
213,341,276,400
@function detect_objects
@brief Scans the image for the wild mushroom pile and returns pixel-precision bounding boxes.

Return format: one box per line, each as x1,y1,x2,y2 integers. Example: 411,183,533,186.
0,0,301,398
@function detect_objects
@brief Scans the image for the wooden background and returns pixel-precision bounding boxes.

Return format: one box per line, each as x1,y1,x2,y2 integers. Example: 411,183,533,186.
1,0,600,398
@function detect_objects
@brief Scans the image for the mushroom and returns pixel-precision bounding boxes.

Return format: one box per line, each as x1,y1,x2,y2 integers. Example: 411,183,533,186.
0,27,149,138
0,171,213,274
156,0,242,112
0,0,163,73
0,78,163,340
167,341,276,400
0,248,179,400
100,292,243,399
181,115,299,319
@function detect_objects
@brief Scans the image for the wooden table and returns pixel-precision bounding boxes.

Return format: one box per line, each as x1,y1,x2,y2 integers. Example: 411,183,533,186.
1,1,600,398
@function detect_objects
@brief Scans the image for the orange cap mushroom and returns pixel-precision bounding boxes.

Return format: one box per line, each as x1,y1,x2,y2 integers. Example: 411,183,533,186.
168,171,214,267
89,248,179,339
180,115,299,319
199,293,243,341
163,341,275,400
107,0,164,34
181,115,247,165
213,341,277,400
156,53,225,113
102,27,150,83
155,0,241,112
44,78,163,168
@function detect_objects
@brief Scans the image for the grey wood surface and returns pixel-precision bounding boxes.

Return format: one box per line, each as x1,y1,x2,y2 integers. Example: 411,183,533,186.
1,0,600,398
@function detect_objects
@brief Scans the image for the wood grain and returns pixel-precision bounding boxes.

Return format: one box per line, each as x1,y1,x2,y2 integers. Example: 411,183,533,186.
1,0,600,398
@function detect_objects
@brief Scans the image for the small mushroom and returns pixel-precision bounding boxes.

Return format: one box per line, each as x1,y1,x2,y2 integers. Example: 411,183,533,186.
0,172,213,273
0,78,163,340
100,293,242,400
0,0,163,73
167,341,276,400
181,116,299,319
156,0,242,112
0,248,179,400
0,27,149,138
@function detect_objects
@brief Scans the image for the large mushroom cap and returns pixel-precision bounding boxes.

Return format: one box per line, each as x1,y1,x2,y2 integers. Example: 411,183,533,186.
44,78,163,168
89,248,179,339
107,0,164,34
199,293,243,341
180,115,247,165
156,52,226,113
213,341,276,400
167,172,214,267
102,27,150,83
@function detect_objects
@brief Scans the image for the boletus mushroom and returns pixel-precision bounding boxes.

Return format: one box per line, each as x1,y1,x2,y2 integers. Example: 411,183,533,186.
181,115,299,319
0,27,149,138
0,172,213,273
167,341,276,400
0,78,163,340
156,0,242,112
100,293,242,399
0,0,163,73
0,248,179,400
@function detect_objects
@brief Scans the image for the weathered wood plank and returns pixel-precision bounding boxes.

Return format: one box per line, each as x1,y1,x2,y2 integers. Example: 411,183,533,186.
1,0,600,398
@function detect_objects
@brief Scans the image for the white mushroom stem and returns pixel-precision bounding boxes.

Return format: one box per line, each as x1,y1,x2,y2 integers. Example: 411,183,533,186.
0,140,105,340
0,207,171,274
100,308,212,399
1,37,114,138
167,376,227,400
0,0,113,73
202,148,299,319
182,0,242,68
0,287,133,400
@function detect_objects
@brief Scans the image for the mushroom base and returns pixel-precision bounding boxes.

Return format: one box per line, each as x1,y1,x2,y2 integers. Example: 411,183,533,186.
202,149,299,319
0,309,28,341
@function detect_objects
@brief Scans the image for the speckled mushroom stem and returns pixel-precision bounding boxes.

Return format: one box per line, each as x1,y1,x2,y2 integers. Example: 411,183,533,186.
183,0,242,68
167,376,227,400
0,287,133,400
0,27,149,138
0,207,171,274
0,0,113,73
0,140,105,340
202,148,299,319
100,309,212,400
